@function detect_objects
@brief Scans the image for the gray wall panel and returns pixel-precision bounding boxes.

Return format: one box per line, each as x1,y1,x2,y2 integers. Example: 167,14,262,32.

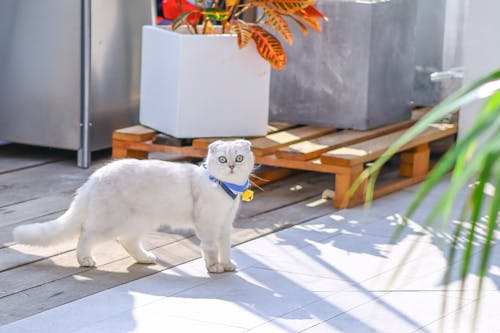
89,0,154,151
0,0,82,150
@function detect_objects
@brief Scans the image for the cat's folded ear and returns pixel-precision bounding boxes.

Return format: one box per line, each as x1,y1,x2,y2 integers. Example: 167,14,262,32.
208,140,225,153
235,139,252,150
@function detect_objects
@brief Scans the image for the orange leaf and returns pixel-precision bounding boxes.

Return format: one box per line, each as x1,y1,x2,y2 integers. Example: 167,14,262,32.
252,0,315,14
249,25,287,70
303,5,328,21
262,5,293,45
294,10,322,32
286,14,309,36
231,20,252,48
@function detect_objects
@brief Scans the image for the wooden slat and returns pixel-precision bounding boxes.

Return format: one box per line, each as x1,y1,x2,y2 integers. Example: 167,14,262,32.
153,133,186,147
251,126,335,156
276,110,426,161
266,122,297,133
0,144,71,175
399,144,430,178
112,140,207,159
191,122,298,149
0,160,105,209
250,166,297,187
320,123,457,167
0,211,64,248
192,137,235,149
255,154,345,174
0,194,71,229
340,173,429,208
112,125,156,142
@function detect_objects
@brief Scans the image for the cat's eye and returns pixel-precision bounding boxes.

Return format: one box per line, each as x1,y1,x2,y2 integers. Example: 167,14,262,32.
218,156,227,163
235,155,244,163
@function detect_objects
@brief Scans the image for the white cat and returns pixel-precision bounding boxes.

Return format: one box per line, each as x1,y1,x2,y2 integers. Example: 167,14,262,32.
13,140,255,273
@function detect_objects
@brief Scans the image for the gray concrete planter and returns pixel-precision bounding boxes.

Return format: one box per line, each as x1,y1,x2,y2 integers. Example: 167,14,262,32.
269,0,418,130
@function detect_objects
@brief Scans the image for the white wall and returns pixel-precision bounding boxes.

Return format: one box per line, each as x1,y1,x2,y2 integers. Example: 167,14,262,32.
441,0,467,98
459,0,500,138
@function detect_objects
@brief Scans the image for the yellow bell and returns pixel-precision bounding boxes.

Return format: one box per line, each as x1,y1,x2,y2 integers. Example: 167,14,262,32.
242,189,254,202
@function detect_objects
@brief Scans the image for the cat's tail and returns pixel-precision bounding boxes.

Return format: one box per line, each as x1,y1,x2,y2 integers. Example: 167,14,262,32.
13,181,91,246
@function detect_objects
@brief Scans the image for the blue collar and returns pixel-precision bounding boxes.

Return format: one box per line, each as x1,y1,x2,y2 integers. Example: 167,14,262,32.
201,163,250,200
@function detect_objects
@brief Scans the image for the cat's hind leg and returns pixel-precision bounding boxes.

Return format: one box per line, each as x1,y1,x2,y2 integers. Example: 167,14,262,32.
119,235,156,264
76,232,99,267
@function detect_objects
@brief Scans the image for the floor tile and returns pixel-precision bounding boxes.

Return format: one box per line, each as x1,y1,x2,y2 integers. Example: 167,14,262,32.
247,290,386,332
73,311,245,333
302,291,472,333
136,266,353,329
417,291,500,333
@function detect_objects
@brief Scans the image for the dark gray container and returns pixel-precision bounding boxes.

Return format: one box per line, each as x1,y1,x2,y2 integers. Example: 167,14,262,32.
269,0,418,130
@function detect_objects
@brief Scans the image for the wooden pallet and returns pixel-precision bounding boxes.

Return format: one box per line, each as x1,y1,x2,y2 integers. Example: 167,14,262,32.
112,109,458,209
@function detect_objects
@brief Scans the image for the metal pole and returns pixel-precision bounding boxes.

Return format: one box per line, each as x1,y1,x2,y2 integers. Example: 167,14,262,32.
78,0,91,168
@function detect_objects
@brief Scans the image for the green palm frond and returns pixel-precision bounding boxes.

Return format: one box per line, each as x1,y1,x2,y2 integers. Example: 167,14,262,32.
353,69,500,331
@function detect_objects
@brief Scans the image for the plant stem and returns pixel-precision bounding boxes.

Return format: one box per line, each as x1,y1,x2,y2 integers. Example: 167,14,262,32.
227,0,239,21
202,17,208,34
176,0,183,13
233,4,250,18
255,11,266,23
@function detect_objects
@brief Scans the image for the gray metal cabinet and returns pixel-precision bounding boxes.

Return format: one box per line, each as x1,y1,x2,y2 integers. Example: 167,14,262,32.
0,0,154,167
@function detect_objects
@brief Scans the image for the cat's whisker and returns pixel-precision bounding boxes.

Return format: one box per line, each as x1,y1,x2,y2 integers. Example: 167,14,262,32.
249,173,269,182
248,176,265,192
250,181,265,192
252,164,263,171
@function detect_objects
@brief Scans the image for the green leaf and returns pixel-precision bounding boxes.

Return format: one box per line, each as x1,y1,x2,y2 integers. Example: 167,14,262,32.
473,163,500,331
172,10,197,31
441,204,468,322
202,8,230,21
457,150,498,317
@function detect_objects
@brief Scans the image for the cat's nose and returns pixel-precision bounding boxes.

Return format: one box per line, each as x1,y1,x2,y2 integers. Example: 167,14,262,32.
229,165,235,170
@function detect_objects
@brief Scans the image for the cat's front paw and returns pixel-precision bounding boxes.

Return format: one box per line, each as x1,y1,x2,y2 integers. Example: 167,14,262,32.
135,252,157,264
207,263,225,273
222,261,237,272
78,256,96,267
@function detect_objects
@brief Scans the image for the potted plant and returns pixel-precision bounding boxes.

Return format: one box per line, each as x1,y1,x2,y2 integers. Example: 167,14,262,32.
139,0,327,138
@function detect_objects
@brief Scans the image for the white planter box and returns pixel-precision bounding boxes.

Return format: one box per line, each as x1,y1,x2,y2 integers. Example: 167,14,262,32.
139,25,271,138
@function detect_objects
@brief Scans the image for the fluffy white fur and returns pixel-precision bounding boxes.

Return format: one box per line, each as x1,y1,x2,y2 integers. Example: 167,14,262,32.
13,140,255,273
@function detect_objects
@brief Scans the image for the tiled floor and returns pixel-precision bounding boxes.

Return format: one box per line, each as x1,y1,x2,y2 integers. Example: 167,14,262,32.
1,180,498,333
